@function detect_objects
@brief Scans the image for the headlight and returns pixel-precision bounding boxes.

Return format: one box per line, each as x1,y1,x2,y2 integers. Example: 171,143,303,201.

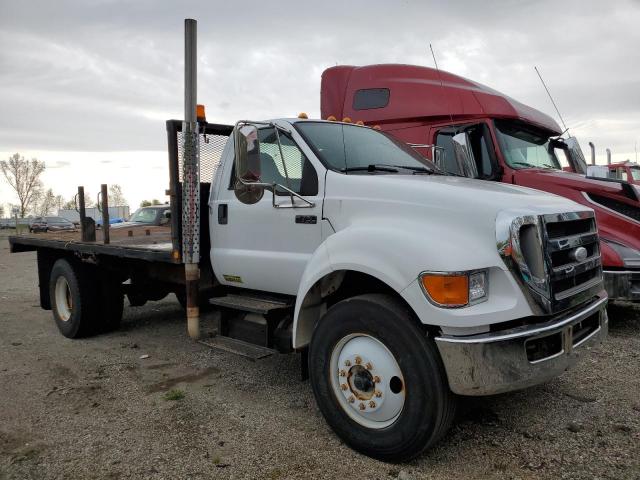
419,270,488,308
603,239,640,268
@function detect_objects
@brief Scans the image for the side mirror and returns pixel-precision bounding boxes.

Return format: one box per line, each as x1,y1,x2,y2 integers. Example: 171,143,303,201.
164,211,171,219
452,132,479,179
564,137,587,175
235,125,262,183
234,124,265,205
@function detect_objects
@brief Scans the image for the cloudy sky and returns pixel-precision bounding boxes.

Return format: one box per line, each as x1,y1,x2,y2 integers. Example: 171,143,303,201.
1,0,639,212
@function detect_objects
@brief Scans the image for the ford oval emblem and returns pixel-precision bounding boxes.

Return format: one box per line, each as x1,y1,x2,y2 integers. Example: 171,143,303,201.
572,246,588,262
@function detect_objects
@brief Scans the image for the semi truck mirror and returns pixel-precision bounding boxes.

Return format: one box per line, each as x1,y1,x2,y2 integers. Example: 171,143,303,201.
452,132,479,179
235,125,262,183
564,137,588,175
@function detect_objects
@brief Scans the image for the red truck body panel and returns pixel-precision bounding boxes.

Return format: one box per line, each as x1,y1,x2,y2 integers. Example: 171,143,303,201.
321,64,640,293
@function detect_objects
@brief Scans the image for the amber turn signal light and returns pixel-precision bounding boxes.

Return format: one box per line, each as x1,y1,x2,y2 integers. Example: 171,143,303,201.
421,274,469,306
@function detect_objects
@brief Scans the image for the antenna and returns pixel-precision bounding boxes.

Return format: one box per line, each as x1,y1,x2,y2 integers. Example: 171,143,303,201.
430,44,453,123
534,66,568,133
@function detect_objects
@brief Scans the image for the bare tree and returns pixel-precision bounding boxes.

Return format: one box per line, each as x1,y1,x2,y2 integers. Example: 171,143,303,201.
34,189,57,217
0,153,45,217
0,204,4,218
109,184,127,206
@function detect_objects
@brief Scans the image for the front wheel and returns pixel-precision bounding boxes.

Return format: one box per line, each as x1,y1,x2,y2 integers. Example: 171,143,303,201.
308,294,456,462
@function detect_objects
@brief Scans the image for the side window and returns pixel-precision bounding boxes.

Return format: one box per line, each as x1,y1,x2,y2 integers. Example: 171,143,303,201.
553,147,571,170
256,128,318,196
353,88,390,110
435,123,497,179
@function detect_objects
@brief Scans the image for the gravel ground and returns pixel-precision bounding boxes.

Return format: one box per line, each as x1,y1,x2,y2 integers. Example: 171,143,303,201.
0,231,639,480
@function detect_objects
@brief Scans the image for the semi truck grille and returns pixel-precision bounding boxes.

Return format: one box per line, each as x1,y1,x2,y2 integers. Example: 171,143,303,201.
542,213,603,309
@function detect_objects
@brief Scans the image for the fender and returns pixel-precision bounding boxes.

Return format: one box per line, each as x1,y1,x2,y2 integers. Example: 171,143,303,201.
293,225,427,349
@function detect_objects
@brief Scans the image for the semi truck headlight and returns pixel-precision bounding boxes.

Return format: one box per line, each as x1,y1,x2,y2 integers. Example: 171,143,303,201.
420,270,488,308
603,239,640,268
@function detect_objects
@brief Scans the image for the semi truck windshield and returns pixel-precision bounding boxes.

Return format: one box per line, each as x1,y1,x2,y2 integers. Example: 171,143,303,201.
295,121,435,174
494,120,561,170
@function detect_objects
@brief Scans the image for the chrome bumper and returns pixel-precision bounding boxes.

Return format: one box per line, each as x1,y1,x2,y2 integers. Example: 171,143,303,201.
604,270,640,302
435,293,608,396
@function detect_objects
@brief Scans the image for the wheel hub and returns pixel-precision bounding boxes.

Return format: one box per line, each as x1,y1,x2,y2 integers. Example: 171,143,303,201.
331,334,405,429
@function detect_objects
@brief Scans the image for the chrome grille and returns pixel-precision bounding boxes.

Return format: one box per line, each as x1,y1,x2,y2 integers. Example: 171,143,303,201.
541,212,603,310
497,210,604,315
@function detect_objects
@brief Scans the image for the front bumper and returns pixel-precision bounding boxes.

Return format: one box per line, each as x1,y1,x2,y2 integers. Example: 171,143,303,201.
604,270,640,302
435,293,608,396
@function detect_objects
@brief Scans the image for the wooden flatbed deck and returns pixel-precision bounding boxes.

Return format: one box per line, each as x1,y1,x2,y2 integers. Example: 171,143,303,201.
9,225,178,263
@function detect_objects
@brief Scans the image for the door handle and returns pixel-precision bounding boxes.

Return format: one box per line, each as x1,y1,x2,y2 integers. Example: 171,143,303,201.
218,204,228,224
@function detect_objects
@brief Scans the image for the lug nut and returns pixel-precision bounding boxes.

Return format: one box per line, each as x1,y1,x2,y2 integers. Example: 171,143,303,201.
348,396,355,403
375,390,382,398
355,356,362,365
339,369,346,377
365,362,373,370
358,402,366,411
369,401,376,408
340,383,348,391
373,376,381,384
344,360,351,367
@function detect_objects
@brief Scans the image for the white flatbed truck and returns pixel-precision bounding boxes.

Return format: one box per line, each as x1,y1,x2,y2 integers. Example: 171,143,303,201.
8,20,608,461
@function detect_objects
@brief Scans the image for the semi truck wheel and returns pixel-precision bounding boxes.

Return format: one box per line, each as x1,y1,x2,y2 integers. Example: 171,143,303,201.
308,294,456,462
49,258,97,338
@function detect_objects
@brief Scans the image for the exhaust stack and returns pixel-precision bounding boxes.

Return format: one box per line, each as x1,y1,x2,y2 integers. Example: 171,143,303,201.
182,18,200,340
588,142,595,165
606,148,612,165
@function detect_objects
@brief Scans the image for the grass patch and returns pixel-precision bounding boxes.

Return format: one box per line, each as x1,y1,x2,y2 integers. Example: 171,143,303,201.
163,389,185,401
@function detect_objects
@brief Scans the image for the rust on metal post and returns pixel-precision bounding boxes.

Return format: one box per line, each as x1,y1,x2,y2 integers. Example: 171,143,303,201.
185,262,200,339
101,184,110,244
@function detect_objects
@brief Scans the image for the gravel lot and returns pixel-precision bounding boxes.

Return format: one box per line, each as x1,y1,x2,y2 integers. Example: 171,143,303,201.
0,231,639,480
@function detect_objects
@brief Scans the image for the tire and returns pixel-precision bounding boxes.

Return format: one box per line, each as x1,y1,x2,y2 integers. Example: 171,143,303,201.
308,294,456,462
49,258,98,338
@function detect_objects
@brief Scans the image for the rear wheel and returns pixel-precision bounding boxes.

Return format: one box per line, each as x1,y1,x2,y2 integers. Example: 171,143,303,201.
49,259,97,338
308,294,456,462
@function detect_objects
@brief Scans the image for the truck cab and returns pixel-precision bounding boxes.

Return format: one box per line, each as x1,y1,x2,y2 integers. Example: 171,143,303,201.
321,64,640,302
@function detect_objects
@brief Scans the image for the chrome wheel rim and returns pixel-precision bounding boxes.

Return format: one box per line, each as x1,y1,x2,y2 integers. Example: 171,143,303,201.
54,276,72,322
330,333,405,429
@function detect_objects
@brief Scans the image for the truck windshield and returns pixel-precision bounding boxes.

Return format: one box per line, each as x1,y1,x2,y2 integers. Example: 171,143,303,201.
295,121,435,173
129,208,159,222
631,167,640,181
494,120,561,170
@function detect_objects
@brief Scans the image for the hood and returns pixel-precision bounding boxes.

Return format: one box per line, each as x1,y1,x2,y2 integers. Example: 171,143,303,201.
516,168,639,202
325,171,582,220
322,171,589,273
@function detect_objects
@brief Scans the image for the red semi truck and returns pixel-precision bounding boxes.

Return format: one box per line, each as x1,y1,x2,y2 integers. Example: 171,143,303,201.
320,64,640,302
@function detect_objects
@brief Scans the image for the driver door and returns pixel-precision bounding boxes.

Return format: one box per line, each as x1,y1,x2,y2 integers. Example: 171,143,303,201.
211,124,324,295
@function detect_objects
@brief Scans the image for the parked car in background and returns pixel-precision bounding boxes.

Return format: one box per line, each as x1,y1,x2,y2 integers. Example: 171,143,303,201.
95,217,125,228
29,216,76,233
111,205,171,229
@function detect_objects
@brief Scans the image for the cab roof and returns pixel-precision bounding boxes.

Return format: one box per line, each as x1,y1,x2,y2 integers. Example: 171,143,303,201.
321,64,562,135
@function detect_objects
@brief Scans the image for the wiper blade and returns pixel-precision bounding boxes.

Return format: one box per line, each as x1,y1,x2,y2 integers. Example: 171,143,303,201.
511,161,538,168
342,164,399,173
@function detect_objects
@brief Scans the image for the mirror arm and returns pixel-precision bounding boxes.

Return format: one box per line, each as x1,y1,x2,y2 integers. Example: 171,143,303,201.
271,183,315,208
